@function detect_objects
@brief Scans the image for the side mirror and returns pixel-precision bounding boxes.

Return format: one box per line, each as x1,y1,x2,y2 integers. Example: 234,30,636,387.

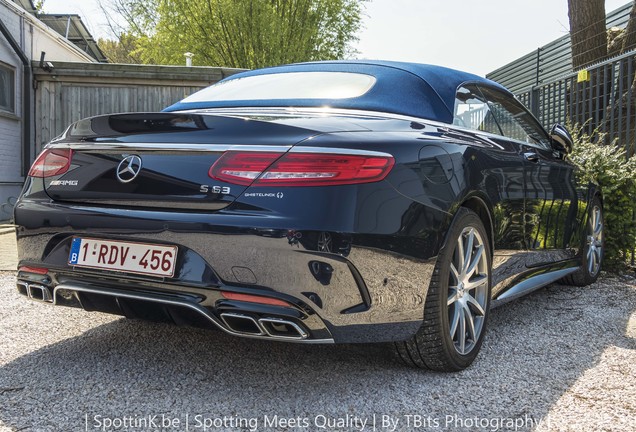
550,124,573,154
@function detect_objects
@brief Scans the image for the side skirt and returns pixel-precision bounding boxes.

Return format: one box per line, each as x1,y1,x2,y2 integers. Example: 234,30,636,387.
491,267,578,308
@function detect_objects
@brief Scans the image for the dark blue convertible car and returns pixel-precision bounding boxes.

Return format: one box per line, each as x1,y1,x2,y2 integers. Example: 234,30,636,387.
14,61,602,371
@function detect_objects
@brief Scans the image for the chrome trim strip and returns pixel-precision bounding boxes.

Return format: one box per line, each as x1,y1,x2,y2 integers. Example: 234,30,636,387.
174,107,550,149
46,141,392,158
46,143,292,153
258,317,308,340
220,312,266,336
492,267,578,307
52,283,334,344
176,106,437,125
288,146,393,158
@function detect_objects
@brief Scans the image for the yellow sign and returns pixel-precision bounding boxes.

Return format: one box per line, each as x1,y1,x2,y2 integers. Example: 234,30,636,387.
577,70,590,83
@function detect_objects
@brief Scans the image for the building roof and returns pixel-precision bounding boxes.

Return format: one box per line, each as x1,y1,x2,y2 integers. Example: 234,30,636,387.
8,0,106,62
12,0,35,14
164,60,508,124
2,0,95,63
37,14,107,62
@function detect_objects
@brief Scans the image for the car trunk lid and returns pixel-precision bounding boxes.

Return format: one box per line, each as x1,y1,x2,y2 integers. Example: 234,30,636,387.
40,112,322,211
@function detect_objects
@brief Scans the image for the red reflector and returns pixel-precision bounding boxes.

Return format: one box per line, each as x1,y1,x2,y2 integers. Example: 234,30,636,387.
220,291,291,307
28,149,73,178
18,266,48,275
209,151,394,187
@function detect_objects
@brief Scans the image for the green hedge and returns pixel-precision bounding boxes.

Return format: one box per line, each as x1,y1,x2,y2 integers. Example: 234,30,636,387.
568,125,636,269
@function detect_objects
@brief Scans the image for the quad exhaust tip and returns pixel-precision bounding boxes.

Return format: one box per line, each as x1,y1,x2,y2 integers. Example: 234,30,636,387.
220,313,307,340
220,313,265,336
17,281,53,303
258,317,308,340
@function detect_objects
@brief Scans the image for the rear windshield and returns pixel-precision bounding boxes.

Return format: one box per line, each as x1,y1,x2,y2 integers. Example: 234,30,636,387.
181,72,377,103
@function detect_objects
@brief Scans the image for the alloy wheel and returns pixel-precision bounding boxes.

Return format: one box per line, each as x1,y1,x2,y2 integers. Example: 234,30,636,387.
447,227,489,355
317,232,332,252
586,205,603,277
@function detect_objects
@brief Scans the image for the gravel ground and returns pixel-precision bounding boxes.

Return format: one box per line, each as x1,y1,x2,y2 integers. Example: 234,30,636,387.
0,232,16,271
0,271,635,432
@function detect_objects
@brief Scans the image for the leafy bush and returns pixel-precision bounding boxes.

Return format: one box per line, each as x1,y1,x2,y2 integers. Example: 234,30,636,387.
568,125,636,269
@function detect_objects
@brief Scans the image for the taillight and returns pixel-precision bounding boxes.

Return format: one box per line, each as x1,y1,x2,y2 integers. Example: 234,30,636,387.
209,151,394,186
28,149,73,178
208,152,281,186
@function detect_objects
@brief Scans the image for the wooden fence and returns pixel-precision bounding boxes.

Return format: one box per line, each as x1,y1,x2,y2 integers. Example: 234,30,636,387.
33,61,244,148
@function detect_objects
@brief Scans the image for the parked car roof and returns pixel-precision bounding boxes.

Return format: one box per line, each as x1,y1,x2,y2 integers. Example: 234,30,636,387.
163,60,509,124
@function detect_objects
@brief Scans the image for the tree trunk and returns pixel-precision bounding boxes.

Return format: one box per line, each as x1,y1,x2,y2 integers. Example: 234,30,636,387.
568,0,608,69
567,0,607,136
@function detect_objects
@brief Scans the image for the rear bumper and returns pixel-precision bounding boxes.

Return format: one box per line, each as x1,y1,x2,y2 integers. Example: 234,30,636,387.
17,279,333,343
14,199,436,343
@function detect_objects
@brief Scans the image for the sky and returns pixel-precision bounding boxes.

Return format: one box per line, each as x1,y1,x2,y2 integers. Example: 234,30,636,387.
40,0,630,77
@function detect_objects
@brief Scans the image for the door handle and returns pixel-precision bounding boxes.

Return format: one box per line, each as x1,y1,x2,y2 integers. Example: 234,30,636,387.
524,152,540,163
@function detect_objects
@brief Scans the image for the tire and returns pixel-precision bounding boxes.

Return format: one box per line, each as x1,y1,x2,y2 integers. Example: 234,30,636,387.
394,207,492,371
561,197,604,287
